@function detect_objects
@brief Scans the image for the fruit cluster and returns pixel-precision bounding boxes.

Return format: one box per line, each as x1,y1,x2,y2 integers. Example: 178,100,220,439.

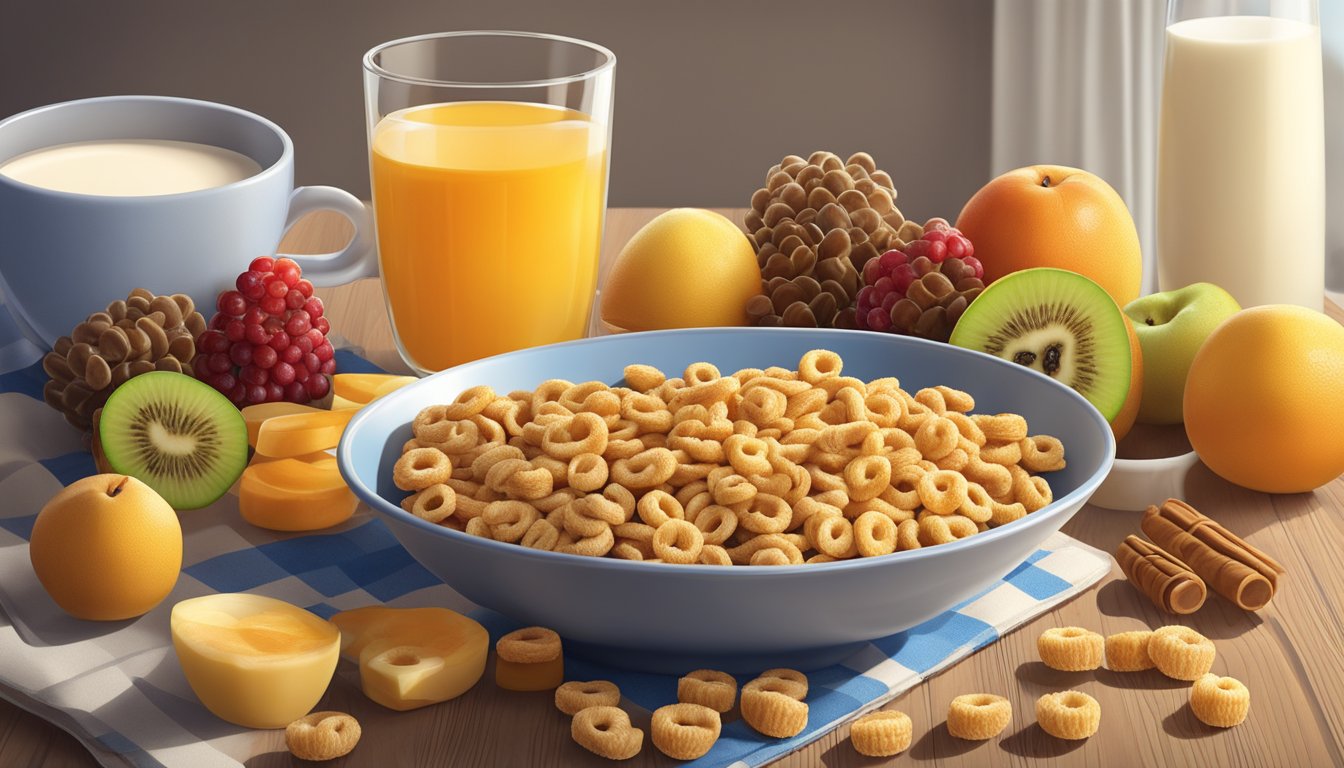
195,257,335,406
743,151,922,328
856,219,985,341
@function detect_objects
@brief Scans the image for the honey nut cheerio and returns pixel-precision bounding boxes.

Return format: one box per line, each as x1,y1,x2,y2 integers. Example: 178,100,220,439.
395,350,1065,566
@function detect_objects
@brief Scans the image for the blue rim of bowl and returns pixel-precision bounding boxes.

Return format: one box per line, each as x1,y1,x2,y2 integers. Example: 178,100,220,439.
338,327,1117,576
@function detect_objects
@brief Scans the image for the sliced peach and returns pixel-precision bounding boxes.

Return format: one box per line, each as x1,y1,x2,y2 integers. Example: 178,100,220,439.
171,594,339,729
254,408,356,458
330,395,365,411
239,455,357,531
330,606,488,711
241,403,327,447
333,374,418,405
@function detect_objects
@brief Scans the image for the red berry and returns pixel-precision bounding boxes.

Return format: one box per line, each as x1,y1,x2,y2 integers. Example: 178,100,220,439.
217,290,247,316
862,259,884,285
228,382,248,404
209,372,236,393
241,365,269,386
207,352,232,374
281,344,304,365
273,258,301,286
295,279,314,298
284,381,308,403
246,384,268,405
249,256,275,273
313,342,334,362
271,361,296,386
244,323,271,346
266,382,285,403
873,276,895,297
946,235,968,259
904,240,930,260
286,313,311,337
252,344,278,369
303,352,321,373
878,249,908,271
199,330,228,355
243,306,267,327
259,295,286,315
236,271,266,301
192,355,211,379
303,298,324,319
263,316,284,336
264,275,288,298
963,256,984,279
881,292,902,313
305,374,329,399
927,240,948,263
228,342,253,368
866,307,892,331
209,313,229,331
923,230,948,244
269,331,291,352
293,364,310,383
313,317,330,335
285,288,306,311
320,358,336,376
294,334,314,355
893,264,918,293
304,328,324,348
225,319,246,343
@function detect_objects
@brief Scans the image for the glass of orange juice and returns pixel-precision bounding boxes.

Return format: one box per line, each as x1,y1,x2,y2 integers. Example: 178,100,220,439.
362,31,614,373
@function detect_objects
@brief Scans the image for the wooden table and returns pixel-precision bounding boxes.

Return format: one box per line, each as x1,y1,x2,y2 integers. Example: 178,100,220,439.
3,209,1342,767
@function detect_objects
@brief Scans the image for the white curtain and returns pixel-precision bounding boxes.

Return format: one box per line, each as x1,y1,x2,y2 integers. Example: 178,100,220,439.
991,0,1166,296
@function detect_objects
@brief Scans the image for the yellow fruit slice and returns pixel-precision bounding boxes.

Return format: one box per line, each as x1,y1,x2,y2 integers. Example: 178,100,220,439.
254,408,356,458
333,374,418,405
331,395,365,411
171,594,339,729
241,403,326,447
330,606,489,711
239,455,357,531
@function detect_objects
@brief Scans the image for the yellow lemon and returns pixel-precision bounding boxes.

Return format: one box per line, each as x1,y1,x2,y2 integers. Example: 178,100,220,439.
600,208,761,332
29,474,182,621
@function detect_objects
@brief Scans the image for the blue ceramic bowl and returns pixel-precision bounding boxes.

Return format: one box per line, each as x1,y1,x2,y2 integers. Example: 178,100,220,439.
338,328,1114,672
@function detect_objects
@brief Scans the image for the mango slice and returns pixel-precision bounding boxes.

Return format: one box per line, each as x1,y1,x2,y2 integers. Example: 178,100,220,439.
241,403,327,447
171,594,340,729
240,454,358,531
331,395,365,411
333,374,418,405
330,606,488,711
254,408,355,458
495,657,565,692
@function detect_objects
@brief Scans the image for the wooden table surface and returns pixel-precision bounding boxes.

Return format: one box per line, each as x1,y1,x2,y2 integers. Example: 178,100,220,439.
3,208,1342,768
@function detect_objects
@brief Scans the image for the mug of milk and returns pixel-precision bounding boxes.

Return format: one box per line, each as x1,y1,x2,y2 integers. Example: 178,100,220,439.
0,95,378,348
1156,0,1325,309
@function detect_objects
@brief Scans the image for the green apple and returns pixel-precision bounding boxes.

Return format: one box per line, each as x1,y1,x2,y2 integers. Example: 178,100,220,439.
1123,283,1240,424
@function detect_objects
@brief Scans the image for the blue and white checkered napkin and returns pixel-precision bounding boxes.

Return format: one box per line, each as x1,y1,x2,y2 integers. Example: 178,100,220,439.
0,341,1112,768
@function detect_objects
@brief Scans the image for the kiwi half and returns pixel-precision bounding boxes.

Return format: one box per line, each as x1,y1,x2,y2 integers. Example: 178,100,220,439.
948,267,1132,420
99,371,248,510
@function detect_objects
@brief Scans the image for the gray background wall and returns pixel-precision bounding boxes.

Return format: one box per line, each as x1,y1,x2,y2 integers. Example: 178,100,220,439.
0,1,993,222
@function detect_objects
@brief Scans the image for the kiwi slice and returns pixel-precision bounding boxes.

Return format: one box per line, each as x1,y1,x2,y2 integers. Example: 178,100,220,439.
99,371,248,510
948,267,1132,420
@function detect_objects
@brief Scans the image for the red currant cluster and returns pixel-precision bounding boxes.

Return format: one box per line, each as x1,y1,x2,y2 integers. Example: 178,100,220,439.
855,219,985,340
193,257,335,406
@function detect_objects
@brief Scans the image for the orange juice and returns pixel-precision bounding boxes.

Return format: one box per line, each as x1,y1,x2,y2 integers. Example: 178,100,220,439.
371,101,608,372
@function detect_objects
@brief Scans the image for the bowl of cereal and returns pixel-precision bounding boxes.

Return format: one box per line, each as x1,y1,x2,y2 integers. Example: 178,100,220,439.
338,328,1114,672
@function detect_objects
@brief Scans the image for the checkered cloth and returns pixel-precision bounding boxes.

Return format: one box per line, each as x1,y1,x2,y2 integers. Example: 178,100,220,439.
0,332,1111,768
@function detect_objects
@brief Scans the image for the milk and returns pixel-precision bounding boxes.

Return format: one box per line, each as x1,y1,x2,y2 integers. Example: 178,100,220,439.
1156,15,1325,310
0,139,261,196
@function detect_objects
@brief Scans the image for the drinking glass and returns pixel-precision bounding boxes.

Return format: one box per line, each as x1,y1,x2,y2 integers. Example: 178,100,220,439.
1157,0,1324,309
363,31,615,373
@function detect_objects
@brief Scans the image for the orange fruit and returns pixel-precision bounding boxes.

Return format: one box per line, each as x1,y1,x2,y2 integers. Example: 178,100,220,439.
29,474,182,620
956,165,1142,308
1184,305,1344,493
600,208,761,332
1111,314,1143,442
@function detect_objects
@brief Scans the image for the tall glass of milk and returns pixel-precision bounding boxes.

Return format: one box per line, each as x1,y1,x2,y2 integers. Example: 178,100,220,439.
1157,0,1324,309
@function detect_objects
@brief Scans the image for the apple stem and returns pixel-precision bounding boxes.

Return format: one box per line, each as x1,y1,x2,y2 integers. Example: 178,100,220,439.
1041,175,1052,188
108,475,130,498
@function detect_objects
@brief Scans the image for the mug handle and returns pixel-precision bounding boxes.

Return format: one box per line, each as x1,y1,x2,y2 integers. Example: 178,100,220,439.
276,186,378,285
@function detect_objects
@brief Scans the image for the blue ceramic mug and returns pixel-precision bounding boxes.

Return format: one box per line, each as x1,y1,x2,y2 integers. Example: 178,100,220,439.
0,95,378,349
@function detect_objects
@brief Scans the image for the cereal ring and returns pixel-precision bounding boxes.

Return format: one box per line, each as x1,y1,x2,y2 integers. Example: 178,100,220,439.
441,385,496,419
918,470,968,516
529,454,568,485
711,473,758,506
817,420,876,454
863,393,903,428
611,541,646,560
728,534,804,565
972,413,1028,443
555,680,621,715
738,493,793,535
692,504,738,545
843,454,891,502
850,710,912,757
497,626,562,663
602,484,637,519
934,447,970,472
619,392,673,434
530,378,573,412
914,387,948,414
652,519,704,564
741,687,809,738
990,500,1027,527
565,495,627,537
409,483,456,523
557,524,615,557
1009,465,1053,512
521,518,560,551
947,693,1011,740
610,447,678,489
914,416,959,461
566,452,608,492
651,703,722,760
854,510,898,557
418,418,479,454
1149,625,1216,681
810,514,857,559
612,521,656,542
624,364,666,392
471,444,525,482
285,711,361,761
918,514,977,546
470,414,507,445
746,668,808,700
683,361,721,385
1038,627,1105,672
637,490,684,527
934,385,975,412
678,669,737,713
979,440,1023,467
542,412,609,460
504,462,555,501
1035,690,1100,740
465,516,491,537
1020,435,1066,473
798,349,843,383
394,448,453,491
1104,631,1155,672
560,381,619,416
958,482,994,524
897,518,921,550
669,376,740,410
571,706,644,761
738,386,788,427
1190,674,1250,728
483,500,540,543
698,544,732,565
723,434,773,476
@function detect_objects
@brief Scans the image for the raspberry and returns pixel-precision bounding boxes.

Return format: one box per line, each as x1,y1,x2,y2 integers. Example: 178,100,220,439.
195,257,335,406
855,219,985,342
